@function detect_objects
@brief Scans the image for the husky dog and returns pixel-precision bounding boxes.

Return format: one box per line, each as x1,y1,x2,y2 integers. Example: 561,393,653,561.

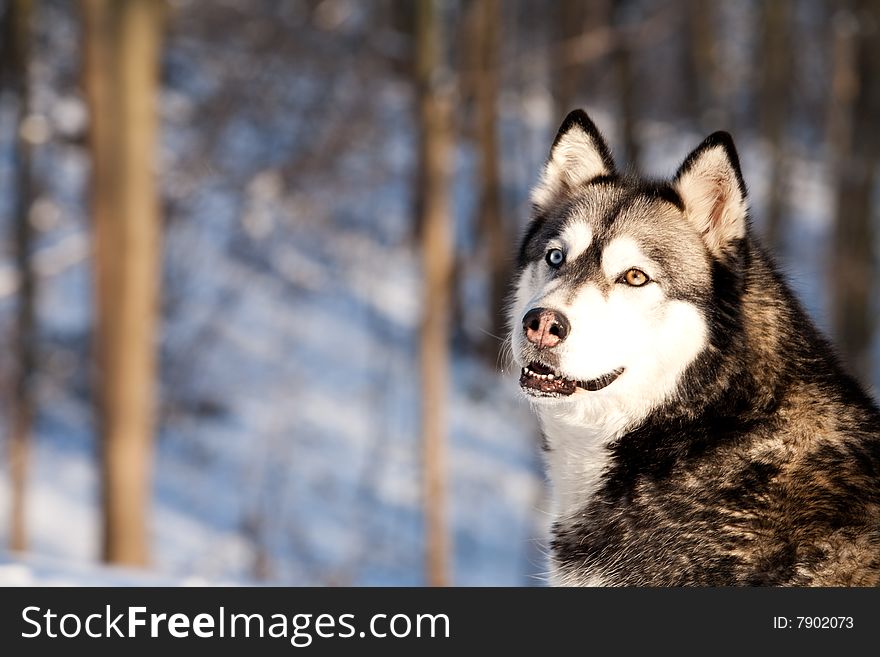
509,110,880,586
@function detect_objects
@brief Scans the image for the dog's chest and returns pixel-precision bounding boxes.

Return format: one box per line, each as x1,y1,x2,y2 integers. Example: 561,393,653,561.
539,410,625,521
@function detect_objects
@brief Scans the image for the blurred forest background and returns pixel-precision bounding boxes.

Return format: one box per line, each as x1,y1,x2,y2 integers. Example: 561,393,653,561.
0,0,878,586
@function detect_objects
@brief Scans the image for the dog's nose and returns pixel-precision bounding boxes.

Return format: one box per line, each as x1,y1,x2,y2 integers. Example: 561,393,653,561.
522,307,570,349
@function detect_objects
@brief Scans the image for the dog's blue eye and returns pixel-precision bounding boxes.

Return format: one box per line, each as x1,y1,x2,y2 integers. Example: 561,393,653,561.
546,248,565,268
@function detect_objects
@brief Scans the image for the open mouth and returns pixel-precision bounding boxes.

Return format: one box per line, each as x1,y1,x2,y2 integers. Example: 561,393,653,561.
519,361,623,397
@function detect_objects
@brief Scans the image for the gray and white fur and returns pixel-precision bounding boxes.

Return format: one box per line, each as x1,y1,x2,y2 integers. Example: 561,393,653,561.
508,110,880,586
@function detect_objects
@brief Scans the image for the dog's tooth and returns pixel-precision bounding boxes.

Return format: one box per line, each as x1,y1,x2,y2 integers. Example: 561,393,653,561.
547,373,555,380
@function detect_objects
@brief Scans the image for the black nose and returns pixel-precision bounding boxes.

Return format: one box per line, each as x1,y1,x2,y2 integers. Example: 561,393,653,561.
522,307,570,349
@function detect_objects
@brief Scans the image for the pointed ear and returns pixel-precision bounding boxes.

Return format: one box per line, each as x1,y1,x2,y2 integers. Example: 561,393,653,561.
673,132,748,258
531,110,616,210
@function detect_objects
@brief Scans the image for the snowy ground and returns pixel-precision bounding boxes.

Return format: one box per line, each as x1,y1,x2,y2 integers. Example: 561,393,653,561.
0,551,223,587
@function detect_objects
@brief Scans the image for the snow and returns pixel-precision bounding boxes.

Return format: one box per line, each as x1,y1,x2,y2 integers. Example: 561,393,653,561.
0,1,877,588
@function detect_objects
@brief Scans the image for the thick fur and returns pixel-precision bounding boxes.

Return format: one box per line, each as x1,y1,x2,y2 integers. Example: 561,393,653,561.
510,110,880,586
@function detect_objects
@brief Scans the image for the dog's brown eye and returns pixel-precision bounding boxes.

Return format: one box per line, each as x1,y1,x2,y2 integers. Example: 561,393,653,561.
622,268,650,287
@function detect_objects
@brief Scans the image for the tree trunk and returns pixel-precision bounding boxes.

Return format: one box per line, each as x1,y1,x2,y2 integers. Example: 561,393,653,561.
415,0,452,587
472,0,507,361
82,0,165,566
613,0,640,171
4,0,36,555
683,0,727,130
758,0,793,251
553,0,585,120
553,0,610,121
828,0,880,384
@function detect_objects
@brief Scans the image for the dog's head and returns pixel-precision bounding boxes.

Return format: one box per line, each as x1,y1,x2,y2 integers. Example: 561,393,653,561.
509,110,749,430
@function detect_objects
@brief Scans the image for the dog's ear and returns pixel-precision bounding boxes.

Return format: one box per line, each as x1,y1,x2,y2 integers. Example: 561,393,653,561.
531,110,615,210
673,132,748,258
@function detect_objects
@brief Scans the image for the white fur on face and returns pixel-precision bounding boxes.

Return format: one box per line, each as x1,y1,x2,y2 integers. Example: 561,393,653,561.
601,235,658,281
531,127,610,209
506,221,593,330
675,146,746,257
539,295,706,518
559,221,593,263
508,262,543,335
509,234,709,519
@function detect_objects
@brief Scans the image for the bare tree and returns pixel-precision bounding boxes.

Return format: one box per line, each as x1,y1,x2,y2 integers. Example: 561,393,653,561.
552,0,610,121
470,0,508,359
683,0,727,130
82,0,166,566
828,0,880,384
2,0,36,554
613,0,640,171
414,0,452,587
758,0,793,250
553,0,587,119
